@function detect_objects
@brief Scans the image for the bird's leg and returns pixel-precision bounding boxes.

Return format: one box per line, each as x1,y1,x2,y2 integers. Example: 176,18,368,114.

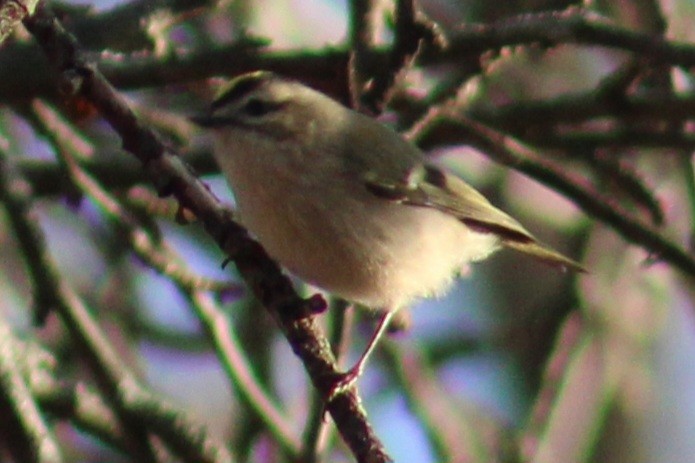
327,310,395,401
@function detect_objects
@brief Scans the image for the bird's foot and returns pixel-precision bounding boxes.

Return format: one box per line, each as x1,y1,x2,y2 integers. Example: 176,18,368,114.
326,364,363,403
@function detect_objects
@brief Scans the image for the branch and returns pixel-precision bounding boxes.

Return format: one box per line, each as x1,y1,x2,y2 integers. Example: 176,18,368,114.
384,343,510,463
0,149,233,462
0,315,63,463
349,0,444,113
52,0,213,52
7,8,695,103
347,0,378,111
16,148,215,197
23,4,390,462
524,129,695,150
447,7,695,65
409,109,695,277
300,300,351,461
580,150,664,226
470,94,695,133
32,98,301,455
521,311,584,461
17,337,130,455
354,0,445,114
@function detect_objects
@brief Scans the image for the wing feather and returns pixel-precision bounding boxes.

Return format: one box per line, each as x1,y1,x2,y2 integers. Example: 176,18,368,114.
365,164,586,272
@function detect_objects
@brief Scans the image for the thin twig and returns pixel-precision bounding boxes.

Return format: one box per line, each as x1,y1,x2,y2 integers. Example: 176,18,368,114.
577,150,663,225
19,339,130,454
383,343,509,463
520,312,585,461
348,0,379,111
349,0,445,114
0,315,63,463
681,153,695,251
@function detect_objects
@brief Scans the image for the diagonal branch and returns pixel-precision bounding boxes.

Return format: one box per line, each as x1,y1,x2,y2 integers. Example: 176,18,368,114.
23,3,390,462
0,314,63,463
31,97,302,457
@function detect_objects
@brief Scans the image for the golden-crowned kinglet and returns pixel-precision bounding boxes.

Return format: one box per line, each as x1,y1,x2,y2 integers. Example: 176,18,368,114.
192,71,584,392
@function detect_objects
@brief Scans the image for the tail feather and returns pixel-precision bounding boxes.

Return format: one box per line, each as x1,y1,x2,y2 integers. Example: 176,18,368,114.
502,239,586,273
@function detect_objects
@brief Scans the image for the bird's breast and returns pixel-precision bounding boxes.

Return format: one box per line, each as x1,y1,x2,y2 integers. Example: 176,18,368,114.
213,135,499,309
236,176,499,309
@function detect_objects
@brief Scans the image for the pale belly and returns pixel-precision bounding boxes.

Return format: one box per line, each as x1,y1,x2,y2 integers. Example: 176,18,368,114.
236,183,499,309
212,132,500,309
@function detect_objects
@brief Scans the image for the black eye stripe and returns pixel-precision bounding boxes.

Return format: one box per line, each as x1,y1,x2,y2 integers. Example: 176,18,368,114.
212,76,269,112
242,99,286,117
243,98,268,116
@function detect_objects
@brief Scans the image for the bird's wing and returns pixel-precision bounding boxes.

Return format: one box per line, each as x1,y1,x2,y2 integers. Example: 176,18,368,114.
364,163,586,272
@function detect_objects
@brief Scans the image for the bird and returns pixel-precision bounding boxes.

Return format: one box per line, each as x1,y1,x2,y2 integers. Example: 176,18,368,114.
192,71,584,396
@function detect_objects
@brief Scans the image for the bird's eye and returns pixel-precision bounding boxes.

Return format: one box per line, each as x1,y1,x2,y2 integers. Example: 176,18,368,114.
242,98,272,117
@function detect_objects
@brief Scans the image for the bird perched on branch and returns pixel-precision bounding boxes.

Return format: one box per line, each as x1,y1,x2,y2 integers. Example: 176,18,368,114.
192,71,584,397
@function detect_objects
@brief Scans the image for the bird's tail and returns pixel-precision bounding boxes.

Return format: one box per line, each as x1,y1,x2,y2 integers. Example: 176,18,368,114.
502,239,586,273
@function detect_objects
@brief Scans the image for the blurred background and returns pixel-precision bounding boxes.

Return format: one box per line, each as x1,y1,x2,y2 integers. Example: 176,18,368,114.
1,0,695,462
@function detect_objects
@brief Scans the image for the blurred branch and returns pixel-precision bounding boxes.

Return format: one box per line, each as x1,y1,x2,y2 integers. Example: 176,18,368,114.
448,7,695,64
470,94,695,132
463,60,669,226
6,8,695,103
0,155,138,462
347,0,378,111
30,99,230,292
35,89,301,456
36,378,128,453
21,338,131,455
16,148,216,197
384,343,512,463
0,150,232,462
394,90,695,151
23,3,391,462
409,109,695,277
524,130,695,150
0,38,271,104
52,0,213,52
0,315,63,463
349,0,443,113
579,150,663,226
521,311,584,460
348,0,377,50
682,153,695,251
0,311,135,458
190,291,302,455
